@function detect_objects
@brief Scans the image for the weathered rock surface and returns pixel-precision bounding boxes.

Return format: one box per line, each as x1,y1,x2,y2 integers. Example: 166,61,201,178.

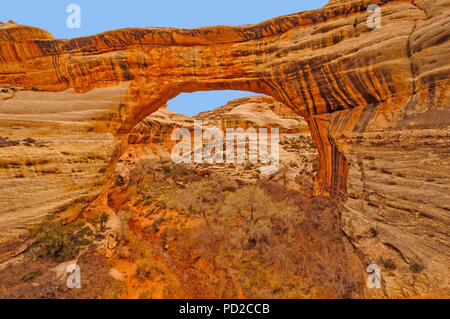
0,86,124,242
0,0,448,297
195,96,309,133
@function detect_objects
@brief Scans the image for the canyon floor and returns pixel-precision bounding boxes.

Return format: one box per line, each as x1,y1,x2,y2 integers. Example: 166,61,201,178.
0,97,364,299
1,96,445,299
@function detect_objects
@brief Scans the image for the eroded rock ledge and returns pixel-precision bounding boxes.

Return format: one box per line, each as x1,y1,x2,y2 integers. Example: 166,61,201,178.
0,0,448,297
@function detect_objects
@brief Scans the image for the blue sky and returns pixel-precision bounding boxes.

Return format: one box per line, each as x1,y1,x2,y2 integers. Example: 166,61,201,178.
1,0,327,116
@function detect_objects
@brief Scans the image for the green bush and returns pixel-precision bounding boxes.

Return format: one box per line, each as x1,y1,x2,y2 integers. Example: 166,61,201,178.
29,218,93,261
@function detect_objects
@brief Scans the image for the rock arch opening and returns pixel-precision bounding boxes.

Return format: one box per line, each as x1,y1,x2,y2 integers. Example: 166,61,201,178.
165,90,264,116
121,87,347,198
123,90,320,196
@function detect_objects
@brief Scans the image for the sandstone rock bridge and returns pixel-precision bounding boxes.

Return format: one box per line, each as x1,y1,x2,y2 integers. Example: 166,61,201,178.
0,0,449,296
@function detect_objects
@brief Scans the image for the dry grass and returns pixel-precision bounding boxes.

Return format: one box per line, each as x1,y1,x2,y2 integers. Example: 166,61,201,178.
156,173,362,298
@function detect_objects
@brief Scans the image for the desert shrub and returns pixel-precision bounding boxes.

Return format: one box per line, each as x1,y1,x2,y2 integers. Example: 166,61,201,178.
369,227,378,237
0,136,19,148
259,180,308,207
165,177,237,223
161,164,172,175
171,163,191,178
218,178,239,193
410,262,424,273
138,289,154,299
151,217,166,233
29,218,93,261
122,225,166,281
99,213,109,232
87,212,109,233
164,182,310,297
214,186,302,265
23,137,36,144
127,167,361,298
311,158,319,172
21,269,41,283
136,249,160,281
143,199,154,206
114,209,167,281
378,257,397,270
295,196,363,297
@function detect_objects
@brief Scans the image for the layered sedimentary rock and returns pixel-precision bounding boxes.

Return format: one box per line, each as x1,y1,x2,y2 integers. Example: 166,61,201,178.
128,96,308,148
0,0,448,297
195,96,309,133
0,85,122,242
128,105,194,147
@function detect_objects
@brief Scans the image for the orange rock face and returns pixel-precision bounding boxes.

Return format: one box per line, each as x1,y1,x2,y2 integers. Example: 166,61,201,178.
1,0,448,196
0,0,448,297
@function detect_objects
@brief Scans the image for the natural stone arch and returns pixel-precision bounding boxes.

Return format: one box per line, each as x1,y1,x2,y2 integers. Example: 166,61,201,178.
0,0,447,200
0,1,368,196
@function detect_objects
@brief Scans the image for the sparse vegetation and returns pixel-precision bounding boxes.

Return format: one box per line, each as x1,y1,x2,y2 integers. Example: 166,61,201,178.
410,262,424,273
0,136,19,148
378,257,397,270
115,210,168,283
104,161,361,298
161,179,333,297
161,164,172,175
99,213,109,232
21,269,41,283
23,137,36,144
311,158,318,172
29,218,93,262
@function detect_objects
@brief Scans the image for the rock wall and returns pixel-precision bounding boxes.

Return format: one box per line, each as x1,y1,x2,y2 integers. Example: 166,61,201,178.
0,0,448,297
